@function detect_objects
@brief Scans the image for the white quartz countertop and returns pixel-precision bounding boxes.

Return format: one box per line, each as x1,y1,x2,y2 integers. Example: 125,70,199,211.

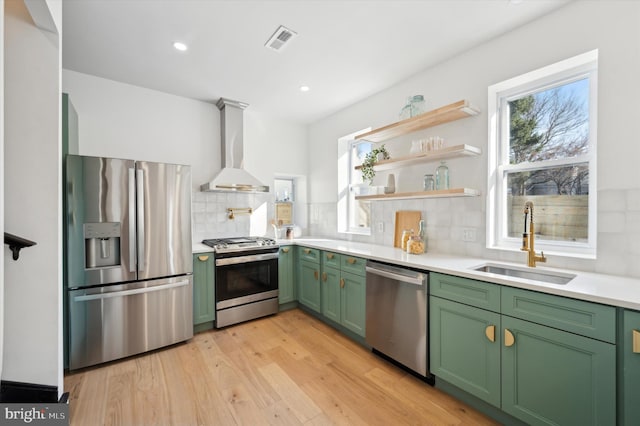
193,238,640,311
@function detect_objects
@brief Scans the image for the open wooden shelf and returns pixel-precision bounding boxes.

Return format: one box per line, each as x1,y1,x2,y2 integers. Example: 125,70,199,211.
355,144,481,172
355,100,480,143
355,187,480,201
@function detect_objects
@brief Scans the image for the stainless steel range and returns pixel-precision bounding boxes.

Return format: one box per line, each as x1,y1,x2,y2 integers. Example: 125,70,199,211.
202,237,279,327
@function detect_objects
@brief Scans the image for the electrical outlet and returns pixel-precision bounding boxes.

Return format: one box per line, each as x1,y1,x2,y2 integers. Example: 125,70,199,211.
462,228,476,242
377,222,384,233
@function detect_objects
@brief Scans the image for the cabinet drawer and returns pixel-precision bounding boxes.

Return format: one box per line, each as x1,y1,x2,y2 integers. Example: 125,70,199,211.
430,273,501,313
298,246,320,263
501,286,616,343
322,251,341,269
341,255,366,276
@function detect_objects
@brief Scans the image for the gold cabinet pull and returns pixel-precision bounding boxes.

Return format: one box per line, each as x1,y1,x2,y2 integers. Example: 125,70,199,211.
326,253,334,259
322,272,327,282
314,270,319,280
340,278,345,288
504,329,515,347
485,325,496,343
304,249,311,254
282,247,290,253
347,258,356,264
633,330,640,354
197,255,209,262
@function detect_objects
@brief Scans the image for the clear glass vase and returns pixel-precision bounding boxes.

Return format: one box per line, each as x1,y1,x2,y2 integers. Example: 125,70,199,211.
435,161,449,190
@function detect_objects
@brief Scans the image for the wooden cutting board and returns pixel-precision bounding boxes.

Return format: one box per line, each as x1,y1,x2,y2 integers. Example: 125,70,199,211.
394,211,422,248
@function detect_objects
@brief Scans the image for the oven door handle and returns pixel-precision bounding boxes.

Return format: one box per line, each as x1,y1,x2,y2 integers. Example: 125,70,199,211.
215,252,279,266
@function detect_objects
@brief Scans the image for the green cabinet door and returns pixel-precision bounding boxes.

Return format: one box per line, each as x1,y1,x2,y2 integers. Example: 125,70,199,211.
298,260,321,313
278,246,295,304
192,253,215,325
430,296,501,407
501,315,616,426
321,266,341,323
622,309,640,425
340,271,366,337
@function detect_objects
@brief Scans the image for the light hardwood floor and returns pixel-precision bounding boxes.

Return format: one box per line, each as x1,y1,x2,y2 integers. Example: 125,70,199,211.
65,309,498,425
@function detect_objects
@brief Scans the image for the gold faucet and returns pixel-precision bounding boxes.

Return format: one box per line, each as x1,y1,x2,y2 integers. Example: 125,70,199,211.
521,201,546,267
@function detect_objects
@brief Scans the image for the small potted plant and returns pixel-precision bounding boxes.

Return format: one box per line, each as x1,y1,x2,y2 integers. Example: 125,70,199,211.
361,145,390,185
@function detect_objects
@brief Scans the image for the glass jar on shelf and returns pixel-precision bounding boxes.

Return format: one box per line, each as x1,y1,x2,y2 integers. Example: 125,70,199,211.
409,95,425,117
423,174,435,191
435,161,449,190
399,97,412,120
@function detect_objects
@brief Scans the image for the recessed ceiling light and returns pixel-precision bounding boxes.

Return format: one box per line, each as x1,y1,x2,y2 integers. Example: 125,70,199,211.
300,86,310,92
173,42,188,51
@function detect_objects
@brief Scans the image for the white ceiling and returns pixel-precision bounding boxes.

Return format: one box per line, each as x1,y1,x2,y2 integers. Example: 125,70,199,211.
62,0,570,124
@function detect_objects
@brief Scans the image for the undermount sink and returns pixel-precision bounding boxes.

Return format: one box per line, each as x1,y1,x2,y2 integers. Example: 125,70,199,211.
472,263,576,285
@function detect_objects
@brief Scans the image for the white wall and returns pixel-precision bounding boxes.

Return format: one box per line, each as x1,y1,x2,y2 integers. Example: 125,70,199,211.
307,1,640,278
62,70,309,241
4,0,62,391
62,69,218,191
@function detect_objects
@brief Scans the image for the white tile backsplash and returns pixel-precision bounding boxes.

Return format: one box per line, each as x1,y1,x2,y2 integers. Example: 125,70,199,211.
307,188,640,279
191,190,276,242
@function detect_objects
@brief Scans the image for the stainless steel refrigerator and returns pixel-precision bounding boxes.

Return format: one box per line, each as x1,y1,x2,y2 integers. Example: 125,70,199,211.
66,155,193,370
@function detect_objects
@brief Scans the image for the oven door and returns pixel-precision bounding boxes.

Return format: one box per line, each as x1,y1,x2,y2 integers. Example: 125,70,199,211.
215,249,279,309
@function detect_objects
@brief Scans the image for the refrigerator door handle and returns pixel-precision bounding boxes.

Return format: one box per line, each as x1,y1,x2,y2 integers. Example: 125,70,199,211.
128,168,136,272
73,279,190,302
136,168,145,272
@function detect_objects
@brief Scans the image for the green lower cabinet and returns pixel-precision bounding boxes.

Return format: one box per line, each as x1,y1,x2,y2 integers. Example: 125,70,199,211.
340,270,366,337
430,296,501,407
622,309,640,425
278,246,295,304
501,315,616,426
321,266,341,323
192,253,215,325
298,259,321,313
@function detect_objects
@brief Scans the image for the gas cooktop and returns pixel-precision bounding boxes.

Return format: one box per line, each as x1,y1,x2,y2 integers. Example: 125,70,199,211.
202,236,278,253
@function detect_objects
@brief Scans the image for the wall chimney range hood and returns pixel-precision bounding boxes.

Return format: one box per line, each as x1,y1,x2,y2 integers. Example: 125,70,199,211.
201,98,269,193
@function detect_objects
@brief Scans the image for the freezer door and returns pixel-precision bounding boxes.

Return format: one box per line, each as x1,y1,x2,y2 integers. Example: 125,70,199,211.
136,161,192,279
68,276,193,370
66,155,137,287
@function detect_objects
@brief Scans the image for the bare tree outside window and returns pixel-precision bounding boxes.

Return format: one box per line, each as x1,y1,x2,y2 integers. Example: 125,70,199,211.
508,79,589,193
506,78,590,242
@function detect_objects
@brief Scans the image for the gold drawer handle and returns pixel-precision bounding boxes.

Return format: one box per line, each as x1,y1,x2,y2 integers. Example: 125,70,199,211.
197,255,209,262
282,247,290,253
314,270,319,280
504,329,515,347
322,272,327,282
304,249,311,254
633,329,640,354
485,325,495,343
347,258,356,265
340,278,345,288
326,253,334,260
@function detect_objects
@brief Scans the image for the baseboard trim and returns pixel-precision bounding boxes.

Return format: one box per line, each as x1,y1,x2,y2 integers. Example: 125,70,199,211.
0,380,58,403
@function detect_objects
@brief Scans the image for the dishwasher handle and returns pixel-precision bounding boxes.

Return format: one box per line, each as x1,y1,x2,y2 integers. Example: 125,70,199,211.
366,264,425,286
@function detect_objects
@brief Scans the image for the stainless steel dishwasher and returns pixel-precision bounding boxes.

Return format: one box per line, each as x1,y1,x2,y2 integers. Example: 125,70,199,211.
365,260,431,380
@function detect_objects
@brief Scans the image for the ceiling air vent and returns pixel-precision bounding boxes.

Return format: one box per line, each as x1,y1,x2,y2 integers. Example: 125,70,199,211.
264,25,297,52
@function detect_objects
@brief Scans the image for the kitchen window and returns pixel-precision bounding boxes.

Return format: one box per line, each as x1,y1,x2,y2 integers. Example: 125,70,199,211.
487,50,598,258
338,130,372,235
